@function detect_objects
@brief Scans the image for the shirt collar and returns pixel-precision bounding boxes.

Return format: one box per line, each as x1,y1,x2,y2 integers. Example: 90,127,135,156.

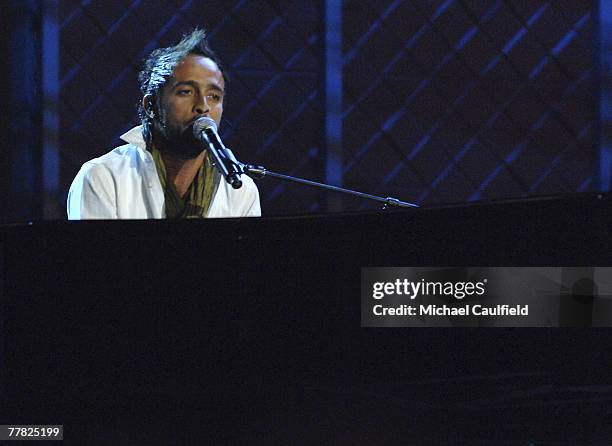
120,125,146,149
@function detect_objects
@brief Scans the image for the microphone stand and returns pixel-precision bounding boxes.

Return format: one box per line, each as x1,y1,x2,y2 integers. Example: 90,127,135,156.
220,151,419,209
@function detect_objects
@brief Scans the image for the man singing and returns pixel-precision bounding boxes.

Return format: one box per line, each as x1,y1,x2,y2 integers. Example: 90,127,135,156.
67,29,260,219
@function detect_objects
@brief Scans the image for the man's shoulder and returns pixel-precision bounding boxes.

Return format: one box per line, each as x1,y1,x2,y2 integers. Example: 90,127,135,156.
86,144,141,164
84,143,145,167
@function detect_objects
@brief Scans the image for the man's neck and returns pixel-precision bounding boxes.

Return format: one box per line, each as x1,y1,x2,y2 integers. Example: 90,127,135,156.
160,149,206,198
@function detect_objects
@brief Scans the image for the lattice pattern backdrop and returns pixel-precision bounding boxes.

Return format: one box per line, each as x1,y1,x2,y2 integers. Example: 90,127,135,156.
343,0,593,209
58,0,593,216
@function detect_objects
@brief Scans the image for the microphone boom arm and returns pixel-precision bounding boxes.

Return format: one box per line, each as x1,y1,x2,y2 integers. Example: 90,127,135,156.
192,117,418,208
241,165,419,209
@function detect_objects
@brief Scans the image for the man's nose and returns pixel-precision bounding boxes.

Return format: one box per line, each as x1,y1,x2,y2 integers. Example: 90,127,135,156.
194,95,209,115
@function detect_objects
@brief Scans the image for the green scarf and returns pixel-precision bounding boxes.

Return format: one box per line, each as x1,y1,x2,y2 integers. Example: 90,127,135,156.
151,147,216,219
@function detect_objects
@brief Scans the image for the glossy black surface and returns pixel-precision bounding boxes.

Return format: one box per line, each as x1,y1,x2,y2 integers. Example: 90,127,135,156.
1,194,611,444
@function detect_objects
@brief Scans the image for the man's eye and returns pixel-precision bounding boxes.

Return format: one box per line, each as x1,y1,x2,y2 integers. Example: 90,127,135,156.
207,93,222,102
177,89,192,95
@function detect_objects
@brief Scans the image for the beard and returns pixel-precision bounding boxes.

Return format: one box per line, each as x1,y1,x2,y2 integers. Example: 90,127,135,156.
151,113,203,159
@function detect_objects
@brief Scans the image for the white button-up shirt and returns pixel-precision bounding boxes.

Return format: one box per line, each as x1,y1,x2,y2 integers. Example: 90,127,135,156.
67,126,261,219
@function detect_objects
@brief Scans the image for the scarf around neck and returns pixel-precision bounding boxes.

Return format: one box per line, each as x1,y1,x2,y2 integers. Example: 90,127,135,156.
151,146,217,218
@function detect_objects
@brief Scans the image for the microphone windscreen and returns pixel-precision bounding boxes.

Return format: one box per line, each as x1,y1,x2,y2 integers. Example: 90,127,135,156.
192,116,217,137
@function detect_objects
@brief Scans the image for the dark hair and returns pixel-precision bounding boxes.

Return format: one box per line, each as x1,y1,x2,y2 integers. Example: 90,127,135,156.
137,28,227,145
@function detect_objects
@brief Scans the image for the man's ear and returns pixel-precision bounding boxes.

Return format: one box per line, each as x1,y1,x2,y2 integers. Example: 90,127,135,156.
143,94,155,117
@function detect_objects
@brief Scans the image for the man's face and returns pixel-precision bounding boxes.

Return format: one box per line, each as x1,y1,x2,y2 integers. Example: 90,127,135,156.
153,54,225,157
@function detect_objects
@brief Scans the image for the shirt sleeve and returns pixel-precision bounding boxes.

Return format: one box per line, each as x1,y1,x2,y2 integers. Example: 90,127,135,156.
67,163,118,220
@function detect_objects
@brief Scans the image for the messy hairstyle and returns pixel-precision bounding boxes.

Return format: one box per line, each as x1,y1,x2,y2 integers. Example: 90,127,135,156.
137,28,227,145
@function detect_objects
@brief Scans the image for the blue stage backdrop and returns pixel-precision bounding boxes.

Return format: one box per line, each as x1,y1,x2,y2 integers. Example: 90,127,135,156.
53,0,594,216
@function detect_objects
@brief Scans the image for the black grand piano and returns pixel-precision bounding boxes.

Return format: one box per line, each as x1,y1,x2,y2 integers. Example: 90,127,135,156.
1,194,611,444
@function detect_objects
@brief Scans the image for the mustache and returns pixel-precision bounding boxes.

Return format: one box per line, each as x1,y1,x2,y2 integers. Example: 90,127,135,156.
177,117,205,140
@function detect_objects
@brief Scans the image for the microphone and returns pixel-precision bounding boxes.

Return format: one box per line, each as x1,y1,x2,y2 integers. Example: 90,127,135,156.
192,117,243,189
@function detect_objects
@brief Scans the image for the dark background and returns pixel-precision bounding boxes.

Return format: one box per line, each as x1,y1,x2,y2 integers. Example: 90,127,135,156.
0,0,598,221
